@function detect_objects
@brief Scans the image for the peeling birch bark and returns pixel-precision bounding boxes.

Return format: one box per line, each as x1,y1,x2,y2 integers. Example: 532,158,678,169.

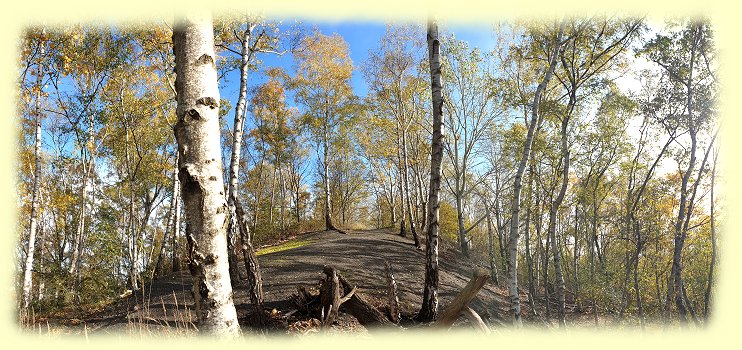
173,14,240,337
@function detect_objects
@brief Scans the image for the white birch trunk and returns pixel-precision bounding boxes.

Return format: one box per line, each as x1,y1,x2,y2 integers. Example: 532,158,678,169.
418,19,443,322
21,37,45,312
225,21,253,284
171,154,182,272
173,14,240,337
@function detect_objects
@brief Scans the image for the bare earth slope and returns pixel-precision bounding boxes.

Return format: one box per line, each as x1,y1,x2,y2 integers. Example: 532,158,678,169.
82,228,516,335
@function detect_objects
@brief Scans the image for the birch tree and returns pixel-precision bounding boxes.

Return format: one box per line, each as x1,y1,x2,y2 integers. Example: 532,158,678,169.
363,24,425,246
215,15,286,283
222,20,252,284
505,21,564,326
20,28,46,314
291,32,355,231
172,14,240,337
417,19,443,322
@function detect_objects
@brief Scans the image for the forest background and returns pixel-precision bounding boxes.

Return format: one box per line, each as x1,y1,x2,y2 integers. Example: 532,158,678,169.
3,0,742,348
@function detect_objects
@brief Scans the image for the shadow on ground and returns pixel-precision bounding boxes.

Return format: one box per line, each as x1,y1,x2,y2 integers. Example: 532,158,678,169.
82,228,516,334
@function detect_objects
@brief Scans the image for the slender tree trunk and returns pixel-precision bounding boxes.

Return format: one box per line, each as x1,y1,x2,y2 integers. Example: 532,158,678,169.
341,199,347,226
534,178,544,298
402,128,421,248
21,39,45,313
154,207,172,279
408,147,422,234
543,219,551,322
68,167,85,277
573,207,579,308
655,262,663,322
418,19,443,322
484,198,499,285
118,85,144,290
679,135,714,328
155,159,180,278
588,198,599,326
622,159,640,325
294,168,302,224
323,120,336,231
413,134,428,235
591,197,603,265
375,188,383,228
507,23,564,326
669,133,696,324
172,15,240,337
138,193,158,279
632,221,645,329
547,115,570,328
388,174,396,225
268,167,276,228
682,283,700,326
234,197,265,326
171,153,182,272
280,165,287,233
703,149,717,321
455,181,468,257
35,221,47,305
664,268,674,324
396,125,407,238
494,176,506,264
251,152,266,232
225,21,253,285
669,25,701,324
69,121,93,305
619,240,632,322
126,141,139,290
524,166,537,315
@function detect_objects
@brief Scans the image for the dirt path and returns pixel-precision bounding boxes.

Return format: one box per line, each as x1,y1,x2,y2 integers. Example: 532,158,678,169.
80,228,516,335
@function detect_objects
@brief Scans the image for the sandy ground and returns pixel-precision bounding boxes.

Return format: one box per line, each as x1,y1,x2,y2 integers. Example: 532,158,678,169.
69,228,524,336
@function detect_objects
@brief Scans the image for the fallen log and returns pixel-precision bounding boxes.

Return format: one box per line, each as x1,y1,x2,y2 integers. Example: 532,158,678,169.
434,268,490,328
313,266,490,332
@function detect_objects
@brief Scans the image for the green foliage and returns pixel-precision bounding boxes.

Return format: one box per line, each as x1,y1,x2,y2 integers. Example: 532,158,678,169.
438,201,459,243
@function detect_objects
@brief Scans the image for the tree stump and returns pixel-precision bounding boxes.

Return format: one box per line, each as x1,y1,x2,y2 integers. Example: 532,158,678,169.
319,266,394,328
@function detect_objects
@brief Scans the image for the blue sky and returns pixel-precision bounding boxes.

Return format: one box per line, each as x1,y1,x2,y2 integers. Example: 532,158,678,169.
219,19,499,128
